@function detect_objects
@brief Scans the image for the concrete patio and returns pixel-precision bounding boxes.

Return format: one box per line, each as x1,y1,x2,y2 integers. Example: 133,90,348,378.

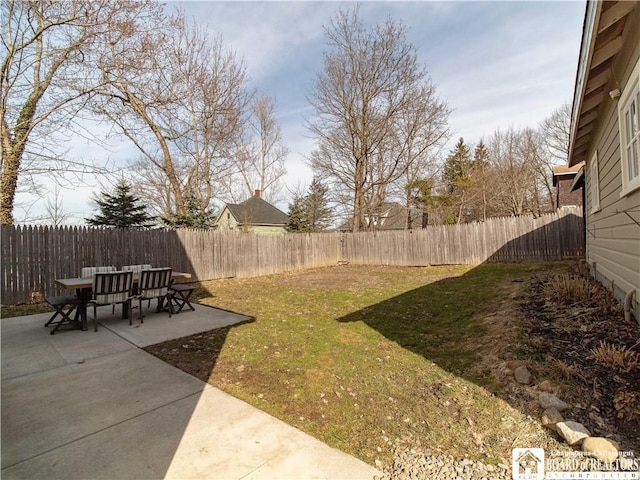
1,304,381,479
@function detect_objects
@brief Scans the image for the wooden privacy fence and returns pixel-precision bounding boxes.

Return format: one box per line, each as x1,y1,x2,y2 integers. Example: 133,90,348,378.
1,209,583,304
342,209,584,266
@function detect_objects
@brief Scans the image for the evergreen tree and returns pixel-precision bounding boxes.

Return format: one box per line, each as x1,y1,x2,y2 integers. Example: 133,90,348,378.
163,191,215,229
287,178,333,232
304,178,333,232
86,180,152,228
473,140,489,167
442,138,475,224
443,138,473,193
287,194,308,232
473,140,491,221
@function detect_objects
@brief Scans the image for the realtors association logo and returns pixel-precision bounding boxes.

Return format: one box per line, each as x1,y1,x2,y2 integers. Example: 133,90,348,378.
512,448,545,480
511,448,639,479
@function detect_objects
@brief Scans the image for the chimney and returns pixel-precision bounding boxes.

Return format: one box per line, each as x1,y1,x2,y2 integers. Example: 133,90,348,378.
254,189,261,198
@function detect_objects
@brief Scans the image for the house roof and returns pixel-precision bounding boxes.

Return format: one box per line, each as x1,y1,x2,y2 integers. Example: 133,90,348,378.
568,1,639,166
569,165,585,192
224,196,288,226
552,161,585,186
552,162,585,177
338,202,421,231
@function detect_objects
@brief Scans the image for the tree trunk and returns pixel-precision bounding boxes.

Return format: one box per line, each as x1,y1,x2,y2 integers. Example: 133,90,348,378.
352,157,366,231
0,152,19,225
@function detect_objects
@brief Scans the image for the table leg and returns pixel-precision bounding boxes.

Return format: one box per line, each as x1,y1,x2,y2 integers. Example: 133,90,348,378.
77,288,92,331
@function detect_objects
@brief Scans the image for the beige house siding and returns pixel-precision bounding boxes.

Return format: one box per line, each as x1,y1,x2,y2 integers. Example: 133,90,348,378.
215,206,239,231
244,225,288,235
214,206,287,235
584,8,640,319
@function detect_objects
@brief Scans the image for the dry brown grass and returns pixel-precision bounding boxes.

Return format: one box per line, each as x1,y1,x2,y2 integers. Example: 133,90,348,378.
544,273,599,305
547,357,582,380
590,341,639,373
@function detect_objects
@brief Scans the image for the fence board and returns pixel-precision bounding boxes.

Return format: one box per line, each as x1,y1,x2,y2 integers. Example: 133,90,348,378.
0,210,584,304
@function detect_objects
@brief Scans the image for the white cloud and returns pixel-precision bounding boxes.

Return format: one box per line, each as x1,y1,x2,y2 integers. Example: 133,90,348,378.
14,0,586,224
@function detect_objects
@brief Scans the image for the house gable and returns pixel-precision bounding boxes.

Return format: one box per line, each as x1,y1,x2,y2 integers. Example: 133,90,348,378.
214,191,289,234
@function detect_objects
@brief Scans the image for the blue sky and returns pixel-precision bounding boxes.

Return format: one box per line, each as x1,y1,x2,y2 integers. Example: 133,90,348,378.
16,1,587,223
179,0,586,193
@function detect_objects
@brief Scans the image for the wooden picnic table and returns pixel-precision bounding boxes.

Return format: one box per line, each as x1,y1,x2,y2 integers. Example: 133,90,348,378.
55,271,192,331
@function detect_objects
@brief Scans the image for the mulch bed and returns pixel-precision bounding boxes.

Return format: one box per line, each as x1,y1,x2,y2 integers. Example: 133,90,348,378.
520,268,640,452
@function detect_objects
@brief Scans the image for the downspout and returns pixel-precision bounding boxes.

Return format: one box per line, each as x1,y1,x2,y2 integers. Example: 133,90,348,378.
624,289,637,326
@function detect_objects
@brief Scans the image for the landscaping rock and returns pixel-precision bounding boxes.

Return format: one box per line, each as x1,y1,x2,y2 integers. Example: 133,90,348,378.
376,447,512,480
536,380,555,393
582,437,620,462
556,421,591,446
541,407,564,432
539,392,570,411
514,366,533,385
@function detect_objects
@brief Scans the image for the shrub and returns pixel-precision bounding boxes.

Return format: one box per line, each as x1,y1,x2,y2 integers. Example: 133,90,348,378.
544,274,599,305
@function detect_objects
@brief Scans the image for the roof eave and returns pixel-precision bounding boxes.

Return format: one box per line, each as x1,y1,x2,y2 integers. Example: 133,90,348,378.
568,1,638,167
570,166,585,192
568,1,601,167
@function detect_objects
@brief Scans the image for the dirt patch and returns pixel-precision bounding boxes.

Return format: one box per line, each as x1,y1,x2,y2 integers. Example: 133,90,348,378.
275,264,454,290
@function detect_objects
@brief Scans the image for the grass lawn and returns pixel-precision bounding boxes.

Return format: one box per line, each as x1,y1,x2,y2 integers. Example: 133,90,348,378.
146,262,572,466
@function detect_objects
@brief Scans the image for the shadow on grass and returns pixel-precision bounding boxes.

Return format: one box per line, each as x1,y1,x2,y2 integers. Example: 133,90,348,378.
338,267,513,379
337,214,585,412
144,315,255,383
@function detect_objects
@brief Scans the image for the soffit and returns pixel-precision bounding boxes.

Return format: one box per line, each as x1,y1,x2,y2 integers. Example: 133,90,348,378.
568,1,638,166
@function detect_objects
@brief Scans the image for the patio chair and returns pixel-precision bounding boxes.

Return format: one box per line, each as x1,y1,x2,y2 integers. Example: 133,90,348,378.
136,267,173,322
122,264,152,277
81,265,116,278
44,294,81,334
88,271,134,331
123,264,152,298
81,266,118,313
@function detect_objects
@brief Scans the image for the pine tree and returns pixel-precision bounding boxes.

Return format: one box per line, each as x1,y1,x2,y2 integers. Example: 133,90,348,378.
163,191,215,229
287,194,308,232
473,140,489,167
443,138,473,193
287,178,333,232
442,138,475,224
304,178,332,232
473,140,491,221
86,180,152,228
407,178,439,227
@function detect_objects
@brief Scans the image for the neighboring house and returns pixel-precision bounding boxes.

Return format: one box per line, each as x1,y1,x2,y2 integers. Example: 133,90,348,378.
567,1,639,321
339,203,425,231
552,162,585,209
214,190,288,234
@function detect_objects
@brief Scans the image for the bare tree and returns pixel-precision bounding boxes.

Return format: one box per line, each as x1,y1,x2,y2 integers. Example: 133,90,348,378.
93,12,251,219
91,6,190,215
520,127,556,215
486,127,546,217
43,186,69,226
129,156,174,219
168,18,252,214
541,102,571,164
1,0,149,225
307,7,449,231
231,93,288,204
